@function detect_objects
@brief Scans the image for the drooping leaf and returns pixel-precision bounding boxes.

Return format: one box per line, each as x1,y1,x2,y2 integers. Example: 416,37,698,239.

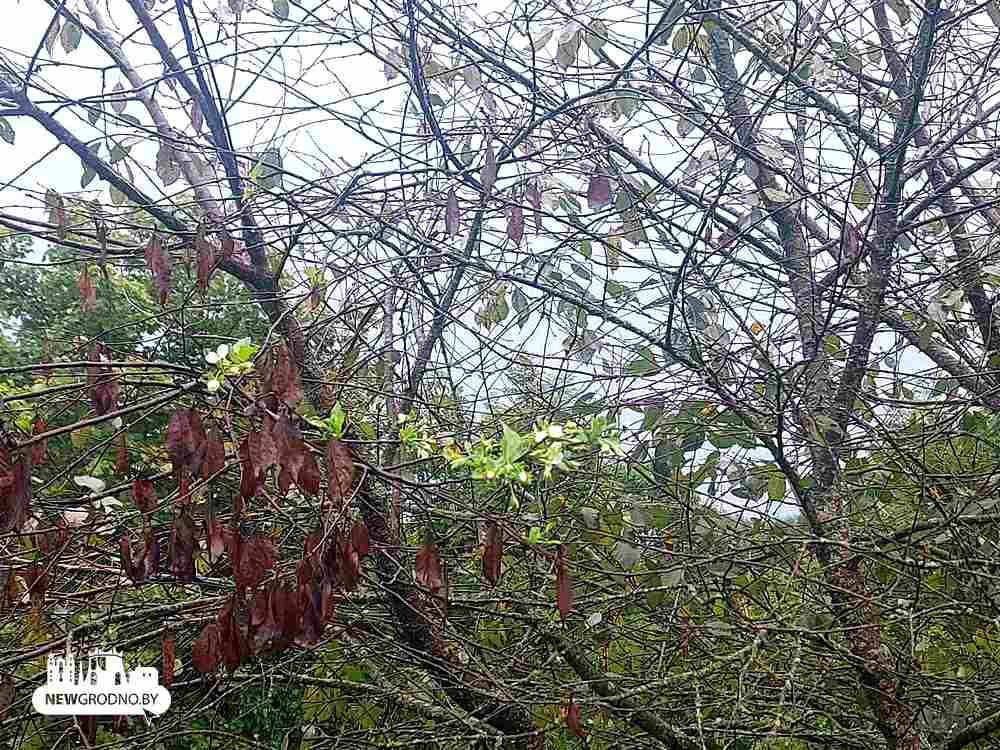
45,189,66,239
482,521,503,586
587,174,612,209
138,526,160,580
115,432,128,474
240,436,263,500
169,510,197,582
481,143,497,194
850,175,873,209
526,180,543,232
1,456,32,533
60,21,82,54
556,544,574,621
196,234,215,292
445,187,460,237
508,204,524,243
415,540,444,594
192,623,221,673
556,24,582,69
351,520,370,558
78,267,96,312
119,533,136,581
273,0,290,19
190,99,204,134
236,533,277,592
30,418,47,466
156,144,180,186
132,478,158,514
0,118,14,146
144,234,172,306
563,695,586,737
324,437,354,510
260,344,303,406
161,629,175,686
45,17,60,56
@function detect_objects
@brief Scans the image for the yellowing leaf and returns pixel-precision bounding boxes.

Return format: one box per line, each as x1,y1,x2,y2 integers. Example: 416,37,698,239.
851,175,873,209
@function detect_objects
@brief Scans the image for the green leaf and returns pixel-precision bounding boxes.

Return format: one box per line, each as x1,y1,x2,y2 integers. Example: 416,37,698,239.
0,118,13,145
851,175,873,209
642,406,662,431
767,473,786,502
512,287,529,328
60,21,82,54
606,279,626,299
257,148,284,190
886,0,911,25
81,164,97,189
273,0,290,19
626,346,659,376
501,423,524,465
328,402,346,437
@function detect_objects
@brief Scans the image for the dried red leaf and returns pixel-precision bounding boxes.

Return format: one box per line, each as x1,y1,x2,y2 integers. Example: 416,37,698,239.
78,267,96,312
169,510,197,582
587,174,612,210
445,187,460,237
338,536,360,592
86,344,119,416
324,437,354,509
138,525,160,580
30,418,47,466
36,517,68,555
119,533,136,581
261,344,303,406
415,541,443,595
192,623,220,673
556,544,574,621
351,520,369,559
144,234,172,306
482,521,503,586
163,408,208,474
115,432,128,474
239,436,262,499
216,596,251,670
204,508,229,564
272,581,301,644
201,428,226,478
297,449,321,496
161,629,175,687
236,533,276,591
132,478,157,514
562,695,586,737
295,562,323,647
1,456,31,533
303,528,324,563
508,204,524,244
195,235,215,293
481,143,497,194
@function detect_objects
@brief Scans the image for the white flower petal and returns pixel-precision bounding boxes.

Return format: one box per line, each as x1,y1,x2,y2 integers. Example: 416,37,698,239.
73,475,107,494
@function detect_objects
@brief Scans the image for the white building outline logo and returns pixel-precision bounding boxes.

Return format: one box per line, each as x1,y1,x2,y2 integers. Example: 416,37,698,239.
32,647,171,719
